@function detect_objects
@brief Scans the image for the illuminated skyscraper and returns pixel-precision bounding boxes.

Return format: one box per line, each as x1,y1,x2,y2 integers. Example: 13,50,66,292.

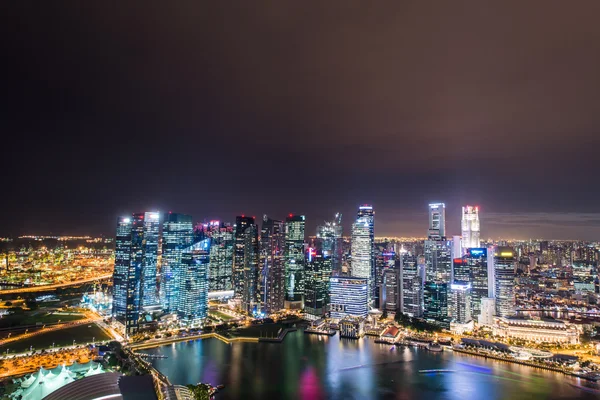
304,247,332,319
428,203,446,240
316,213,343,275
448,282,472,324
160,213,193,313
424,239,452,282
112,211,160,335
260,216,285,313
380,265,400,313
178,238,210,326
284,214,306,309
374,243,395,309
494,247,516,317
140,211,160,310
112,216,135,334
400,253,423,317
425,203,451,283
452,247,489,320
351,205,375,304
461,205,481,250
197,221,234,292
233,216,259,313
423,281,448,323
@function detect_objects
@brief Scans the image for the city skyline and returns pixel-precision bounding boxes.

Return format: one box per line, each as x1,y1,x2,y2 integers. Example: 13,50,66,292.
2,3,600,398
2,206,600,242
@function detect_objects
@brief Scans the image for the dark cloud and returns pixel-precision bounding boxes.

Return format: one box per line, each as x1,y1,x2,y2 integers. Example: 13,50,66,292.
1,2,599,239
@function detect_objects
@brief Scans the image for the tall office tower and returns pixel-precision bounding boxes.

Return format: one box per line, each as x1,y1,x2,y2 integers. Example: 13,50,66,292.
233,216,259,313
373,243,395,309
494,247,516,317
453,248,489,320
467,248,488,320
260,216,285,313
329,277,368,319
461,205,481,250
428,203,446,240
400,254,423,317
284,214,306,309
316,213,343,276
304,247,332,319
197,221,234,292
452,235,462,261
242,224,260,314
160,213,193,313
139,211,160,310
380,265,400,313
178,238,210,327
448,282,472,324
111,212,159,335
112,216,135,334
424,239,452,282
487,246,496,298
478,297,496,325
423,281,448,323
351,205,375,304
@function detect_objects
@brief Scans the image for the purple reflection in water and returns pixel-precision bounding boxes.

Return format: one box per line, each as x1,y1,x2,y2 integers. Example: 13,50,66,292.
300,366,324,400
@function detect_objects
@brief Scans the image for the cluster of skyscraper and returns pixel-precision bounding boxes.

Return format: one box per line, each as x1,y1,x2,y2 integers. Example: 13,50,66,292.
393,203,517,329
112,212,213,335
111,202,517,334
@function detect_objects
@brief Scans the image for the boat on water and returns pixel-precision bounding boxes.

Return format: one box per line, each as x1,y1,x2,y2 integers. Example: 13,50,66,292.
426,342,443,352
418,369,455,373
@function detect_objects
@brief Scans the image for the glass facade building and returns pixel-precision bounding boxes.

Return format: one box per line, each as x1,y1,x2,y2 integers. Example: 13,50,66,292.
197,221,234,292
329,277,368,319
112,216,134,333
260,216,285,313
233,216,258,312
400,253,423,317
351,205,375,304
140,211,160,310
449,282,472,324
428,203,446,240
160,213,193,313
284,215,305,308
304,247,332,319
423,281,448,322
494,247,516,317
111,211,160,335
461,205,481,250
178,238,210,326
316,213,343,276
424,239,452,282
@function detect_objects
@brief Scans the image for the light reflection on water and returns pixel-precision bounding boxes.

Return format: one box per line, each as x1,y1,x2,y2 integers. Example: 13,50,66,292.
147,330,599,400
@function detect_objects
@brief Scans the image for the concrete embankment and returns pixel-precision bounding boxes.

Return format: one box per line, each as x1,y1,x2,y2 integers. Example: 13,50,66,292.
451,347,597,381
130,333,258,351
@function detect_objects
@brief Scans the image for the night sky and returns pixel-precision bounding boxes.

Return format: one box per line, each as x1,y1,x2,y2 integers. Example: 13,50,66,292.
2,2,600,240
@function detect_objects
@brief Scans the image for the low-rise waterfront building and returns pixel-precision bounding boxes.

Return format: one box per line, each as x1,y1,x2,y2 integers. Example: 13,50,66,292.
492,316,579,344
339,316,365,338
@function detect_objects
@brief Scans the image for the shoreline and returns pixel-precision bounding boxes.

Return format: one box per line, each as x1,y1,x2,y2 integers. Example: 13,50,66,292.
451,347,598,382
131,328,598,383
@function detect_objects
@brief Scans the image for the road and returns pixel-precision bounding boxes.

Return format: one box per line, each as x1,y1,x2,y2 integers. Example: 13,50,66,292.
0,315,101,347
0,274,112,295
